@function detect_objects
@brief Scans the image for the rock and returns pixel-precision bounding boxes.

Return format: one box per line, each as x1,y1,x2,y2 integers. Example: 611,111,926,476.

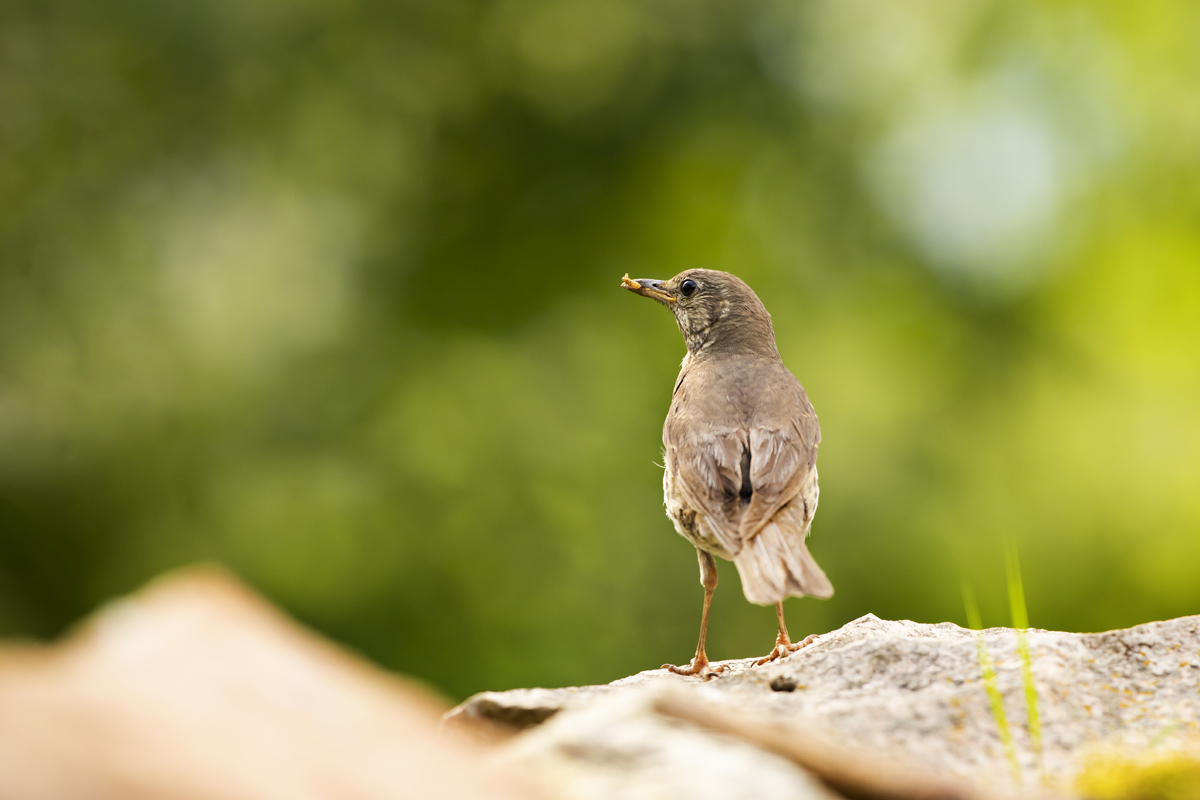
11,565,1192,800
450,613,1200,799
502,689,841,800
444,659,763,732
0,567,536,800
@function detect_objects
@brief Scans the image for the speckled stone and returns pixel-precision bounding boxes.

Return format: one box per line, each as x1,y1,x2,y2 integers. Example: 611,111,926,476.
449,613,1200,795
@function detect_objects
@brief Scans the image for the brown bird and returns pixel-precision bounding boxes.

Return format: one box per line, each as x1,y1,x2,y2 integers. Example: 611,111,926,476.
622,269,832,676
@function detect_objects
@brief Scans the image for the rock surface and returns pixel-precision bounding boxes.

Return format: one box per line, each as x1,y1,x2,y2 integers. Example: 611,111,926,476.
7,566,1194,800
450,614,1200,799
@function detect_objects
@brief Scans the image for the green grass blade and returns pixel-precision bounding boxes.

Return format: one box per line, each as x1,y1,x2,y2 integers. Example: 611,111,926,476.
976,636,1021,783
1005,542,1029,629
1005,544,1044,774
1015,629,1043,770
964,580,1021,783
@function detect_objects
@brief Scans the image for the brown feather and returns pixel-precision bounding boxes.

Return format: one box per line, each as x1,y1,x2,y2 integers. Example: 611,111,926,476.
648,269,832,606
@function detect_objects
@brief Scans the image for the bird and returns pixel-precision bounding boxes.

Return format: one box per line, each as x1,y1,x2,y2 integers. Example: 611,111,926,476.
621,269,832,676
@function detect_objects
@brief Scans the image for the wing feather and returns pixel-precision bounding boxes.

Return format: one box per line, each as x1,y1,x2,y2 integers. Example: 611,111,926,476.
663,360,821,560
666,427,746,555
739,410,817,542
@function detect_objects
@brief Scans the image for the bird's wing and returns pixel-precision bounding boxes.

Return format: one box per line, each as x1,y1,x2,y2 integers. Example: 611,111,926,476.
664,424,747,556
665,363,820,556
738,399,820,543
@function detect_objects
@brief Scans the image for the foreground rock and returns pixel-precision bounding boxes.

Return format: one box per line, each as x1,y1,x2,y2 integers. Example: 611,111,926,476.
0,567,534,800
8,566,1194,800
449,614,1200,799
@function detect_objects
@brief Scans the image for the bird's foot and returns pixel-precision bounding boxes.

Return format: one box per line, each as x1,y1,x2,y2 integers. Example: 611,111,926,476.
754,632,817,666
753,642,790,667
662,655,727,679
788,633,819,651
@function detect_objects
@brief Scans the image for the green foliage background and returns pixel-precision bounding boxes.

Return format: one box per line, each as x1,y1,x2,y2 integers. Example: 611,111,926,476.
1,0,1198,700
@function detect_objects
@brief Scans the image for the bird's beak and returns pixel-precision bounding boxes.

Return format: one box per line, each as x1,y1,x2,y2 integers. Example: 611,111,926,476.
620,274,676,304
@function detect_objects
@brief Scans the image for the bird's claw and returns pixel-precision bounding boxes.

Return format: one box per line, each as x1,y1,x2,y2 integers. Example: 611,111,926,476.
753,644,790,667
662,657,727,679
754,633,818,666
787,633,819,652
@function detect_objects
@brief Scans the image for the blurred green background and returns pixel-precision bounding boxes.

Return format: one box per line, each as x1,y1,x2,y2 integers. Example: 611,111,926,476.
1,0,1199,701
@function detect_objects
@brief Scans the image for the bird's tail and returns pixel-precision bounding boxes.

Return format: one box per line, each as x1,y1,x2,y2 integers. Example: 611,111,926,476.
732,517,833,605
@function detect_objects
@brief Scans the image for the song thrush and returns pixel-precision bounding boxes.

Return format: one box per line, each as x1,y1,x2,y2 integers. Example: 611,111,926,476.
622,269,832,676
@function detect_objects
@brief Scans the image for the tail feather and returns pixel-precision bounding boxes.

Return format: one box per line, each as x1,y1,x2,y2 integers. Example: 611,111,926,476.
732,518,833,605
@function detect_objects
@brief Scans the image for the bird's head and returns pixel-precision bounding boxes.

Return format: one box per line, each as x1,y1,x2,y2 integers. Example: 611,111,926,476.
621,269,778,358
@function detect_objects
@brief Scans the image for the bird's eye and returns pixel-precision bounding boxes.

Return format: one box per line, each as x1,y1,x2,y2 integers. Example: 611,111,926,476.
680,279,697,297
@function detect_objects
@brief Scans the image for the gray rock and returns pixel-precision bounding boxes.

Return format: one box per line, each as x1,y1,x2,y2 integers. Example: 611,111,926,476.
450,613,1200,798
444,659,762,731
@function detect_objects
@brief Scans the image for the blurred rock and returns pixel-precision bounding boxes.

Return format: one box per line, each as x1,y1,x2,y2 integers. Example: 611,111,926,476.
0,567,534,800
451,613,1200,798
503,689,841,800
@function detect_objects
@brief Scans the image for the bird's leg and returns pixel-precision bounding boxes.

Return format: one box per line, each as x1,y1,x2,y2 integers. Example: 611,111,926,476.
753,601,818,666
663,550,727,678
